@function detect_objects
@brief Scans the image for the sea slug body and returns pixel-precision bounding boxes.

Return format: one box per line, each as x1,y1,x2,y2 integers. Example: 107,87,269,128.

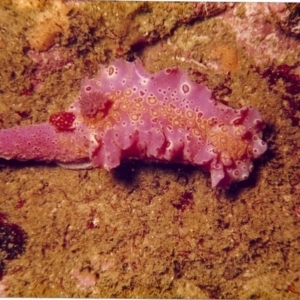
0,59,267,188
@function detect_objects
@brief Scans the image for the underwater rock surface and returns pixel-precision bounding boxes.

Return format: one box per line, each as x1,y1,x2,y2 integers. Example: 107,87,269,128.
0,1,299,298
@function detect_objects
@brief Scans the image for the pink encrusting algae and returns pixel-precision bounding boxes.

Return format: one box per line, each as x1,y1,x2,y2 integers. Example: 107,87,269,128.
0,59,267,188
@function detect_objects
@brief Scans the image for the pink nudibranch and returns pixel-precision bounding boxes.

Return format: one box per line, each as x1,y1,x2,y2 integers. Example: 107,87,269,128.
0,59,267,188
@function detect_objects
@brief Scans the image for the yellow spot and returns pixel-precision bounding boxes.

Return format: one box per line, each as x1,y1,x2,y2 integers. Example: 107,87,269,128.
186,119,195,127
159,106,165,113
200,123,207,130
221,125,228,132
130,113,140,122
120,103,128,111
112,112,121,122
172,118,180,127
193,128,202,137
103,121,112,130
124,88,132,96
186,110,195,119
166,106,173,113
134,102,142,108
150,108,159,117
147,96,158,105
141,106,147,113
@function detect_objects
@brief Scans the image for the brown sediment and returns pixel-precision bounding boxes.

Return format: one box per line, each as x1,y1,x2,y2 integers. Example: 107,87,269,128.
0,1,300,298
209,43,239,73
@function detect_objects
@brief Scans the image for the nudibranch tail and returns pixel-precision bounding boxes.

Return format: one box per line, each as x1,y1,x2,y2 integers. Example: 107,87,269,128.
0,123,90,165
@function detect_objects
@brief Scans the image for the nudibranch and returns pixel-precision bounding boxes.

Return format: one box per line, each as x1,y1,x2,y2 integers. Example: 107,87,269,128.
0,59,267,188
